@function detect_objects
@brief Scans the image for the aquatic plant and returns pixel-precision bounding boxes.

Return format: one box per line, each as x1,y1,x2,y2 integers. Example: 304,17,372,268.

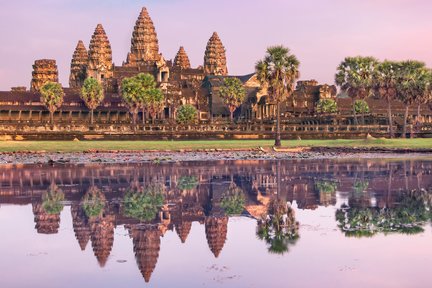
256,199,299,254
336,190,432,237
123,184,165,222
42,183,64,215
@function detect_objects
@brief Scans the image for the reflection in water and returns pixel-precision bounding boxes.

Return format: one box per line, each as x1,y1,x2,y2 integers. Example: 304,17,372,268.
1,159,432,284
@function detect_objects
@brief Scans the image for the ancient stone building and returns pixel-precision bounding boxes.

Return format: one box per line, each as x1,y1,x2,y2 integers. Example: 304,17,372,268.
204,32,228,76
175,221,192,243
89,213,115,267
205,216,228,258
30,59,59,92
69,41,89,88
125,8,160,66
174,47,191,69
88,24,113,83
32,202,61,234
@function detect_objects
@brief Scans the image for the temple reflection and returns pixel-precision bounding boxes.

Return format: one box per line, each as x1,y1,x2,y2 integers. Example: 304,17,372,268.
1,159,432,283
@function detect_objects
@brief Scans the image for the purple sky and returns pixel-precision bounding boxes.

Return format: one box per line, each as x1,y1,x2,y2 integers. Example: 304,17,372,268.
1,0,431,90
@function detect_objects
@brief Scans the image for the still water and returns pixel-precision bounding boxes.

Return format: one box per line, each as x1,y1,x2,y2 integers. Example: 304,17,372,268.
0,159,431,288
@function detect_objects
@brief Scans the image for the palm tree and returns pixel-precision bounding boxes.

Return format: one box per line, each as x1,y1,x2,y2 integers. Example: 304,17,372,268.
81,78,104,125
396,61,429,138
39,81,64,126
135,73,159,124
146,88,165,124
413,70,432,124
121,77,142,128
255,46,300,147
373,61,401,138
218,77,246,122
335,56,378,125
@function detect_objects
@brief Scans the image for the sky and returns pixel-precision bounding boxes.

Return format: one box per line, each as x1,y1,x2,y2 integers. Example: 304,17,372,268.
0,0,431,90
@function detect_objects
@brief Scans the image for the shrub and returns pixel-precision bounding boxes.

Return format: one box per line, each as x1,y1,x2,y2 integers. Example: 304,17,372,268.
177,104,197,124
354,100,370,114
316,99,338,114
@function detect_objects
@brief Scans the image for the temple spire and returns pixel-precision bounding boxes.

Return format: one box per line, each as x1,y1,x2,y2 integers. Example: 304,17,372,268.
69,40,89,88
88,24,113,82
204,32,228,76
127,7,160,66
174,46,191,69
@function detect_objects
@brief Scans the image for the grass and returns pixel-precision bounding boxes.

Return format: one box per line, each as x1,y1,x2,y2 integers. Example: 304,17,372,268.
0,138,431,153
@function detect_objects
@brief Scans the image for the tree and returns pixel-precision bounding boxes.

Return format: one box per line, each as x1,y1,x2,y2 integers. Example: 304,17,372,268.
255,46,300,147
335,56,378,125
121,77,142,127
177,104,197,124
218,77,246,122
373,61,401,138
82,187,106,218
121,73,161,127
413,70,432,124
123,184,165,222
146,88,165,124
136,73,160,124
42,183,64,215
40,82,64,125
81,78,104,125
395,61,429,138
316,99,338,114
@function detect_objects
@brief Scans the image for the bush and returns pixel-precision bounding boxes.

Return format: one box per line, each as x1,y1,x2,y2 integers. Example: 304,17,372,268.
354,100,370,114
316,99,338,114
177,104,197,124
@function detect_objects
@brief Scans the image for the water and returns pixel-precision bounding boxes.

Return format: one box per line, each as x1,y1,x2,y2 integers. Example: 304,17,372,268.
0,159,431,288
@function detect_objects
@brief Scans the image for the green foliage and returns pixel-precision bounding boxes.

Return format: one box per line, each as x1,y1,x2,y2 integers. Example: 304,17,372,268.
255,46,300,103
123,184,165,222
373,61,401,102
40,82,64,113
81,78,104,110
336,191,432,237
335,56,378,100
354,100,370,114
220,186,245,216
218,78,246,114
42,184,64,215
315,180,338,193
82,187,105,218
353,180,369,194
316,99,338,114
177,176,199,190
121,73,163,121
176,104,197,124
395,61,430,105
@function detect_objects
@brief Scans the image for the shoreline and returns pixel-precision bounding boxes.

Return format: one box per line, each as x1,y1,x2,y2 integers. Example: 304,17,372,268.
0,147,431,165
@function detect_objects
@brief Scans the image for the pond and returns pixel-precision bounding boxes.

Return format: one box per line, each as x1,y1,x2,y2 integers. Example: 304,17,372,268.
0,158,431,287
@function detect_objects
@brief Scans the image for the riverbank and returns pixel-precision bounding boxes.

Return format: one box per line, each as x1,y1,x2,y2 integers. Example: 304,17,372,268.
0,138,432,153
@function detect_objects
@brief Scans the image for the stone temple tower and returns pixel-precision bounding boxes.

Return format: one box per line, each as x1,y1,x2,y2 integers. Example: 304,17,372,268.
204,32,228,76
87,24,113,82
69,40,89,88
174,46,191,69
30,59,59,92
126,7,160,66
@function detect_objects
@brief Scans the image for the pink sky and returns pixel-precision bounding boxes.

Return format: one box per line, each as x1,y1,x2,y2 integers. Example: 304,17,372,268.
0,0,431,90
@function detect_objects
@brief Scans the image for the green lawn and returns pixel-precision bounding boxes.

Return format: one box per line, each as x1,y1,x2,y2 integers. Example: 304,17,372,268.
0,139,431,152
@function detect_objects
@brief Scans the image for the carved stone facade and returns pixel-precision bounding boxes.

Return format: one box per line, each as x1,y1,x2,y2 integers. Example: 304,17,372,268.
174,46,191,69
126,7,160,66
88,24,113,83
204,32,228,76
30,59,59,92
69,41,89,88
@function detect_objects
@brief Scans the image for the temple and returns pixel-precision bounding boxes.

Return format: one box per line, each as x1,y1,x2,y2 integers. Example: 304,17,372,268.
1,7,432,139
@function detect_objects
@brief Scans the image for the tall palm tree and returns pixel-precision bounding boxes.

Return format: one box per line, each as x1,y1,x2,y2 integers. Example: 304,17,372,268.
135,73,159,124
218,77,246,122
40,81,65,126
396,61,429,138
255,46,300,147
335,56,378,125
81,77,104,125
413,70,432,124
373,61,401,138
